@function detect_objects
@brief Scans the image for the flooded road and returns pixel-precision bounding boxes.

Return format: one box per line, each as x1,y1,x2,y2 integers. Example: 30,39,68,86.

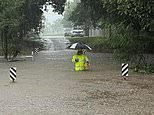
41,36,70,51
0,36,154,115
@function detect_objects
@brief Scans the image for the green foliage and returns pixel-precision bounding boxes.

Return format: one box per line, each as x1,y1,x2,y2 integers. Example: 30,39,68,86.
71,0,154,35
68,37,112,53
102,0,153,32
61,1,77,28
69,3,90,26
68,0,105,28
0,0,66,60
145,65,154,73
134,64,154,74
67,0,154,73
107,26,154,73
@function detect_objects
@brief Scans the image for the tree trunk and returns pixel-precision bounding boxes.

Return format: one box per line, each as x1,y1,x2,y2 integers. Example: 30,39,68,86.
109,24,112,38
84,26,89,37
4,27,8,60
1,30,4,56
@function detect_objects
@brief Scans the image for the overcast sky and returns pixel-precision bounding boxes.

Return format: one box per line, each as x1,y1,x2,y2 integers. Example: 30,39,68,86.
43,0,77,24
43,6,63,25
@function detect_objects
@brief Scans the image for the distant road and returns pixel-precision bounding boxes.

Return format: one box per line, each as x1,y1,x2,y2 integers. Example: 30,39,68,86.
41,36,70,51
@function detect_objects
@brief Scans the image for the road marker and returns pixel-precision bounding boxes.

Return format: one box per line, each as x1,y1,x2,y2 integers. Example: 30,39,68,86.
25,51,34,61
10,67,16,82
35,48,39,54
122,63,128,80
32,51,34,61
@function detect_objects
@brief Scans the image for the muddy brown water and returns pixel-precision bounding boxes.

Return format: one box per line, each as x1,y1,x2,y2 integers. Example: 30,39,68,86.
0,36,154,115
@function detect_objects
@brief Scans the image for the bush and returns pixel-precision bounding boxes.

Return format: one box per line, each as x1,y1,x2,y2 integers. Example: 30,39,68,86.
67,37,113,53
107,32,154,73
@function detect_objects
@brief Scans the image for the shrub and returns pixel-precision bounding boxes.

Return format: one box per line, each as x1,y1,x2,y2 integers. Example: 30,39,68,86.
67,37,113,53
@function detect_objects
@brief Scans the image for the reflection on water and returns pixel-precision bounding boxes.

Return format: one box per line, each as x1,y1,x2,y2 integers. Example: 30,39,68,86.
41,36,70,51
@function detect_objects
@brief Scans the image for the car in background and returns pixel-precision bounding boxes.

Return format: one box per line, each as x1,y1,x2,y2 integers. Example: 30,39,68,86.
64,28,72,36
71,28,84,37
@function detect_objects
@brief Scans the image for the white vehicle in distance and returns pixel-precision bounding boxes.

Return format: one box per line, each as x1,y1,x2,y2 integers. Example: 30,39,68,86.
71,28,84,37
64,28,72,36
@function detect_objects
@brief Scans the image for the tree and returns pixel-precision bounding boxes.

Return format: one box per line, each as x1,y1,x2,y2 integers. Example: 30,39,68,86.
68,0,154,69
0,0,24,59
0,0,66,60
68,0,107,36
68,3,91,36
101,0,154,66
61,1,77,28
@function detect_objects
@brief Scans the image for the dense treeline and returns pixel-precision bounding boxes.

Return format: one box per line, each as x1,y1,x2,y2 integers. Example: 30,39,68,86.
0,0,66,60
68,0,154,72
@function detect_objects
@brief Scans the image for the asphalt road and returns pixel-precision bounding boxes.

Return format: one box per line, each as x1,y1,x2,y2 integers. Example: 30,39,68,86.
0,36,154,115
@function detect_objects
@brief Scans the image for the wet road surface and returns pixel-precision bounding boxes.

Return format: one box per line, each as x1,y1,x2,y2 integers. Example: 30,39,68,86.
0,36,154,115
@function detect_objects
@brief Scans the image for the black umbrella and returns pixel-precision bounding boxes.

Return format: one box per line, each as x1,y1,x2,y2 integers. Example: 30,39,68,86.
67,42,92,50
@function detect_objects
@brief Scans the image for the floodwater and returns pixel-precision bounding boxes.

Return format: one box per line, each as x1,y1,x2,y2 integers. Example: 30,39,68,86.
41,36,70,51
0,36,154,115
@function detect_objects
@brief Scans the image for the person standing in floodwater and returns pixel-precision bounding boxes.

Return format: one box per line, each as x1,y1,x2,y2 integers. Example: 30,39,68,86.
72,49,89,71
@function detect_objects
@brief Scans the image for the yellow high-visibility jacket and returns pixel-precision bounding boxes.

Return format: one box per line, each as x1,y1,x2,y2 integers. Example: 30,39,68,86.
72,54,89,71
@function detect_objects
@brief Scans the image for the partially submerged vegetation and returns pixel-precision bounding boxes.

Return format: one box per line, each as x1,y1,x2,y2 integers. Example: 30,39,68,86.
0,0,153,73
68,36,154,74
65,0,154,73
0,0,65,60
68,37,112,53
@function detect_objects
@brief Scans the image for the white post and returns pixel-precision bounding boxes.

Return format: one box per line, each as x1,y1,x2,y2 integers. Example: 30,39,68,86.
32,51,34,61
